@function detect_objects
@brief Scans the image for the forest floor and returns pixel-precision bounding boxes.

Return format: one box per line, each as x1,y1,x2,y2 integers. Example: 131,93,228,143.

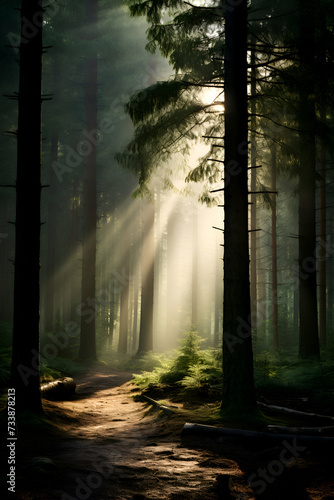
1,365,334,500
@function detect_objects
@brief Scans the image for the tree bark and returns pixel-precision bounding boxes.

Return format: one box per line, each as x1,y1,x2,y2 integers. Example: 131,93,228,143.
11,0,43,413
221,0,257,415
271,143,279,350
318,137,326,346
191,203,198,329
0,203,12,323
298,1,320,359
44,133,58,333
118,252,130,354
79,0,98,359
318,11,327,346
213,240,222,347
250,35,257,337
137,202,154,354
166,207,179,347
328,220,333,333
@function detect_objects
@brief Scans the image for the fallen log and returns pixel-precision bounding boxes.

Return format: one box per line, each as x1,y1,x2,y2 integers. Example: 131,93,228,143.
181,422,334,444
141,395,175,416
40,377,76,400
267,424,334,436
258,402,334,422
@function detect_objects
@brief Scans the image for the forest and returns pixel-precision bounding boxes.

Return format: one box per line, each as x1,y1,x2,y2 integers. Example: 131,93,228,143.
0,0,334,499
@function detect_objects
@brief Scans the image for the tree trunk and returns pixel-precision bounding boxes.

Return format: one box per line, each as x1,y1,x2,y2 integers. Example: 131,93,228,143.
11,0,43,413
318,137,326,346
70,176,80,322
328,220,333,333
192,203,198,329
271,143,279,350
213,241,222,347
318,10,327,346
250,35,257,337
221,0,257,415
44,133,58,333
166,208,179,347
298,1,320,359
137,202,154,354
118,252,130,354
0,203,12,323
79,0,98,359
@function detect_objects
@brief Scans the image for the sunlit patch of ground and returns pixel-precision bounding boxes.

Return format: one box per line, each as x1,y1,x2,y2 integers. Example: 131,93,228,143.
2,367,333,499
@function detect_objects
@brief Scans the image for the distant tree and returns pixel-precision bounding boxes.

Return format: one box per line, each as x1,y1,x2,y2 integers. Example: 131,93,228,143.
137,201,155,354
270,142,279,351
118,248,130,354
11,0,44,413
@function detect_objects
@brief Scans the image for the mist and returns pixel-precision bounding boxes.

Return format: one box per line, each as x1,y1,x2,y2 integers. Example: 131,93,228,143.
1,1,334,498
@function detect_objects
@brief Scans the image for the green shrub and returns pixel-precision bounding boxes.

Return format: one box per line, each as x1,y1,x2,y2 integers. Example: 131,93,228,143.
132,331,222,389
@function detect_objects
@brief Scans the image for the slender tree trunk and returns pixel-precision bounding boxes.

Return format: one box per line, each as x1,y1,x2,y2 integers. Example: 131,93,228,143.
131,271,139,352
11,0,43,413
257,217,267,332
298,1,320,358
44,133,58,333
221,0,257,415
214,240,222,347
70,177,79,322
250,35,257,337
166,208,178,346
318,11,327,346
0,203,12,322
137,202,154,354
319,138,326,346
271,143,279,350
328,219,333,334
118,253,130,354
294,284,299,331
109,278,115,349
44,56,61,333
192,203,198,329
79,0,98,359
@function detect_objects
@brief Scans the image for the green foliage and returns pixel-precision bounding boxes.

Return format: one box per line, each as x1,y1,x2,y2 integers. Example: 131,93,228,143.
254,351,334,398
127,0,185,25
119,0,226,198
126,80,188,125
132,330,222,388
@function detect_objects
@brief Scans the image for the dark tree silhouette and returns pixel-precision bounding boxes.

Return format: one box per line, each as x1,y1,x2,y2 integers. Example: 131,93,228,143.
79,0,98,359
297,0,320,359
221,0,257,415
11,0,44,413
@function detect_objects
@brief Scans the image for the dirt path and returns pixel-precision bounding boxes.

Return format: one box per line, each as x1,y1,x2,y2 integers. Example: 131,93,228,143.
8,369,334,500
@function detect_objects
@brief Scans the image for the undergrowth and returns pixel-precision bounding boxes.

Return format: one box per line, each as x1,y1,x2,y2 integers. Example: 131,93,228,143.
131,332,334,410
132,331,222,390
